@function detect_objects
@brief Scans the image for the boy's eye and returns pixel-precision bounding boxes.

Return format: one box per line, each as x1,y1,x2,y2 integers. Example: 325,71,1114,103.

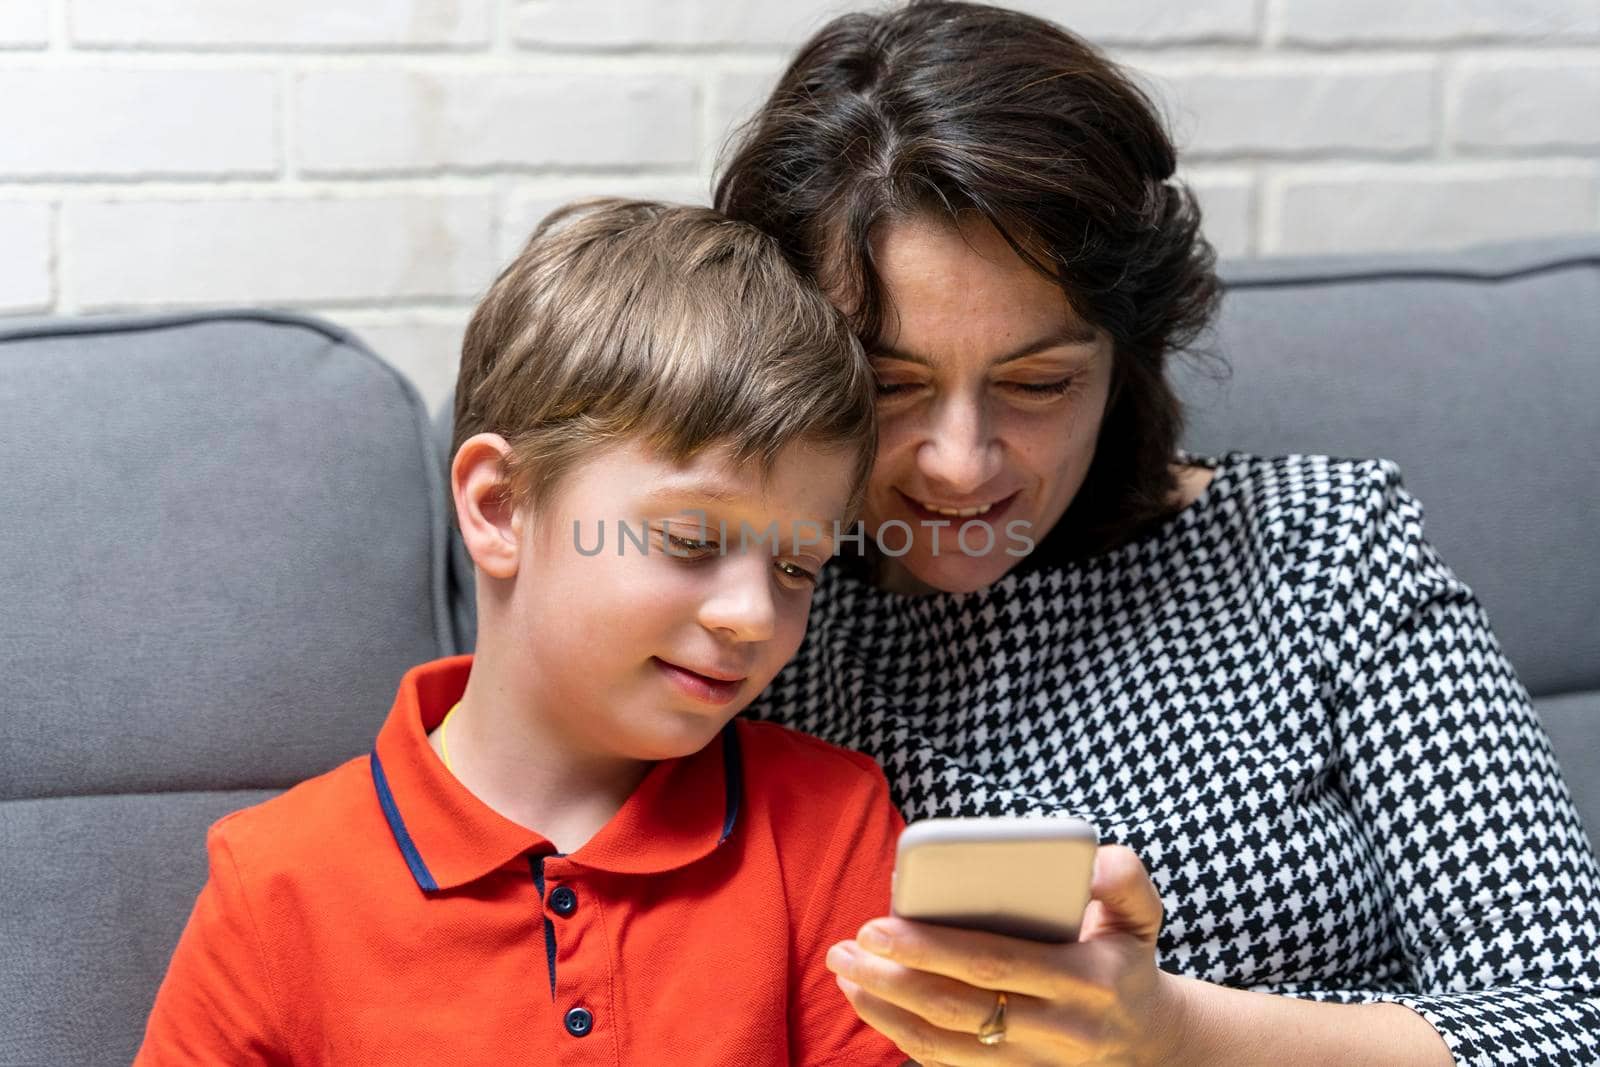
663,532,718,557
775,560,818,585
875,381,920,397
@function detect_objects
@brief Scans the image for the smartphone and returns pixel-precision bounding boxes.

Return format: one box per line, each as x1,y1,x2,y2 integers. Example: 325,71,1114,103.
891,816,1099,943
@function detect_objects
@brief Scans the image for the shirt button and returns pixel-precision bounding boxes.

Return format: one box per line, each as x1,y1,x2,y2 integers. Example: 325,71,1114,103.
550,886,578,917
564,1006,593,1038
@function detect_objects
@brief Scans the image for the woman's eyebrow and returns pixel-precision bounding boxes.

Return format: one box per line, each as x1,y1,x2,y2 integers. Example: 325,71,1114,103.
872,323,1100,366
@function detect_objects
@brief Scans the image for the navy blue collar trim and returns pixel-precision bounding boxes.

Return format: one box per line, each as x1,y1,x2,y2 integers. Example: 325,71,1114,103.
372,725,743,893
370,749,438,892
719,722,743,844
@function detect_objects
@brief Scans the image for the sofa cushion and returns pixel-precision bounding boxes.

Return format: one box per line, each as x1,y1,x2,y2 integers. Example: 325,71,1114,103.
1178,237,1600,699
1,309,458,1066
0,790,280,1066
0,310,459,799
1535,691,1600,855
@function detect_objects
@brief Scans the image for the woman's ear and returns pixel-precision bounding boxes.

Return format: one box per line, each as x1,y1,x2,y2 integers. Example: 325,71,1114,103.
451,433,524,581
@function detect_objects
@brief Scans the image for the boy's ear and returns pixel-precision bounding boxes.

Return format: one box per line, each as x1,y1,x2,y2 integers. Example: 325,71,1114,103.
451,433,524,580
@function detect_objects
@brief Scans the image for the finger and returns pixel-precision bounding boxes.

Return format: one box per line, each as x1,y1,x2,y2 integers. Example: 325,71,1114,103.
837,975,1008,1067
852,918,1066,998
1079,845,1162,943
827,941,1050,1038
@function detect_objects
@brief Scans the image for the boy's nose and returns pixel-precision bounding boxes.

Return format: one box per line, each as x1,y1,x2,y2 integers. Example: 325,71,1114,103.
697,556,778,643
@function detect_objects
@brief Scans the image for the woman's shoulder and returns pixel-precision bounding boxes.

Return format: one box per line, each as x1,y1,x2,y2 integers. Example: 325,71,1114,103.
1196,453,1454,617
1205,452,1420,546
1209,451,1405,504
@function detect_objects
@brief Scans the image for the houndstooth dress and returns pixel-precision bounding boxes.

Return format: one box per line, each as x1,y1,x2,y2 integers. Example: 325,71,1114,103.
746,453,1600,1065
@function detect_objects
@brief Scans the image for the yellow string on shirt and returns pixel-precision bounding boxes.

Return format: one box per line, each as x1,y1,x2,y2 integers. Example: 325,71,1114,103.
439,701,461,773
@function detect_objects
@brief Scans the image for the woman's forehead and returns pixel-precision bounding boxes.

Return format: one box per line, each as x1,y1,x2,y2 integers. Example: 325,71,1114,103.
867,216,1099,356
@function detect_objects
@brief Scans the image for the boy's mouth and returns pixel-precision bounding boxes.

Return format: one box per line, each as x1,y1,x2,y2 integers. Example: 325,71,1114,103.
652,657,746,706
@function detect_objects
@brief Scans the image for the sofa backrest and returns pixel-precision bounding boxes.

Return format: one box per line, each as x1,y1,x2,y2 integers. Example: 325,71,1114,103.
1177,236,1600,845
1181,237,1600,699
3,239,1594,1066
0,310,459,1067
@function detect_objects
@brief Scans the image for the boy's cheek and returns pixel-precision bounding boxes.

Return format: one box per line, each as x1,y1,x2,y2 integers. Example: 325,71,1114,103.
759,616,813,681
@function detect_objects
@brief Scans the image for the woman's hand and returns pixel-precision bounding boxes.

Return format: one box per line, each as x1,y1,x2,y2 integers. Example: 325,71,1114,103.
825,845,1190,1066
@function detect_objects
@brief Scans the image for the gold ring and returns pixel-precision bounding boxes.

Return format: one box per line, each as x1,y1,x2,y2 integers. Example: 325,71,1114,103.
976,991,1008,1046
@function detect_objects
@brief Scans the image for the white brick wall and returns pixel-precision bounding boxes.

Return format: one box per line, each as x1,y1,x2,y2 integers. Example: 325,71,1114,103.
2,0,1596,411
61,193,497,308
0,3,49,49
0,68,278,178
1275,0,1600,46
1453,58,1600,151
0,202,53,311
1265,162,1597,254
1011,0,1259,45
1140,59,1439,158
295,69,697,175
510,0,858,49
70,0,491,49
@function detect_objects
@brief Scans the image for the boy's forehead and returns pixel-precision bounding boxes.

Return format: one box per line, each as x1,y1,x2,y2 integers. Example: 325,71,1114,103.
636,442,854,526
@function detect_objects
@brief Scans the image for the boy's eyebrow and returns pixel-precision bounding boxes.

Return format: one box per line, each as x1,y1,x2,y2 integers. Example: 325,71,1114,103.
872,322,1100,366
641,480,747,507
641,482,842,553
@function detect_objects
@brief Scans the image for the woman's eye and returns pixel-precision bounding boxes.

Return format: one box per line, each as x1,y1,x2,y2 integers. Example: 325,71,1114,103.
1004,376,1078,397
775,560,819,585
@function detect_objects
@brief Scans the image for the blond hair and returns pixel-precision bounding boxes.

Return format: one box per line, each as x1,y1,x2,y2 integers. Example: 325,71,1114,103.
451,198,875,525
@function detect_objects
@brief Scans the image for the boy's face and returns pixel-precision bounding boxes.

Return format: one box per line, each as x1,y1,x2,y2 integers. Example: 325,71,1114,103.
502,437,854,762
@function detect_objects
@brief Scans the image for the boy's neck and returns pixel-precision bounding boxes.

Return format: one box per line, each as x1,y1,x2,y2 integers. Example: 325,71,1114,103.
427,654,652,855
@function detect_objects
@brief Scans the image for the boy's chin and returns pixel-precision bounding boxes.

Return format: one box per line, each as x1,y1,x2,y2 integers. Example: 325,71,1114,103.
619,711,740,763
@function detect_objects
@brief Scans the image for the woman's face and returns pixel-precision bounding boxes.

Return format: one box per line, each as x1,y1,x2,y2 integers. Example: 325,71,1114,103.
856,214,1114,594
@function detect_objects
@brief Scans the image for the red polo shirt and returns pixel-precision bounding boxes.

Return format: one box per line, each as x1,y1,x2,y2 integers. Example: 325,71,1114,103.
134,655,906,1065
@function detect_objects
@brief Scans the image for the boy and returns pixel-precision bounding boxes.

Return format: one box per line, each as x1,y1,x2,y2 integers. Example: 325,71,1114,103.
134,200,907,1065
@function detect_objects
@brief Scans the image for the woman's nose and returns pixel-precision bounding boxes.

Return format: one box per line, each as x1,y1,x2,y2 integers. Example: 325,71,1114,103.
917,395,1002,495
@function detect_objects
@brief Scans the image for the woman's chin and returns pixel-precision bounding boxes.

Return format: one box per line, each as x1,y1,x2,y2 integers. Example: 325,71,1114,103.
883,551,1021,596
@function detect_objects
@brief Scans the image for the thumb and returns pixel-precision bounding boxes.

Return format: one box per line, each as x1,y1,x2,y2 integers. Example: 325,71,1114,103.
1078,844,1163,944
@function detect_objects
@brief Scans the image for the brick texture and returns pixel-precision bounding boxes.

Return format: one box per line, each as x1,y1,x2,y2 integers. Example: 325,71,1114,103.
0,69,277,178
1141,60,1436,159
502,177,709,260
62,195,496,309
345,312,472,412
0,202,52,312
70,0,491,49
1265,164,1598,254
512,0,855,49
1,1,1595,409
1278,0,1600,45
1014,0,1259,44
0,2,49,49
295,69,696,175
1453,59,1600,152
1184,170,1256,258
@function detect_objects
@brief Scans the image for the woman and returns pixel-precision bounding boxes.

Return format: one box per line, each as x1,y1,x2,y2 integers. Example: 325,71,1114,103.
716,3,1600,1064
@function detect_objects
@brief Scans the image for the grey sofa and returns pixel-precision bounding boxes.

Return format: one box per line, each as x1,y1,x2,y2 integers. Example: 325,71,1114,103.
2,237,1596,1066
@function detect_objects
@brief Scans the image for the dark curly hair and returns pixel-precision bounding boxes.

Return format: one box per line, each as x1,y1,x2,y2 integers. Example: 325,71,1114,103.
714,0,1221,558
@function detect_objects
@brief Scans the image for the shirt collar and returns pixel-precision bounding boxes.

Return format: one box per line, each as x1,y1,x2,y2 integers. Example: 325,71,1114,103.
369,655,744,893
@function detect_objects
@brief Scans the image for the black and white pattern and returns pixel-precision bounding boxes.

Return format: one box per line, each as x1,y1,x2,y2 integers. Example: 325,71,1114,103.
748,453,1600,1065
